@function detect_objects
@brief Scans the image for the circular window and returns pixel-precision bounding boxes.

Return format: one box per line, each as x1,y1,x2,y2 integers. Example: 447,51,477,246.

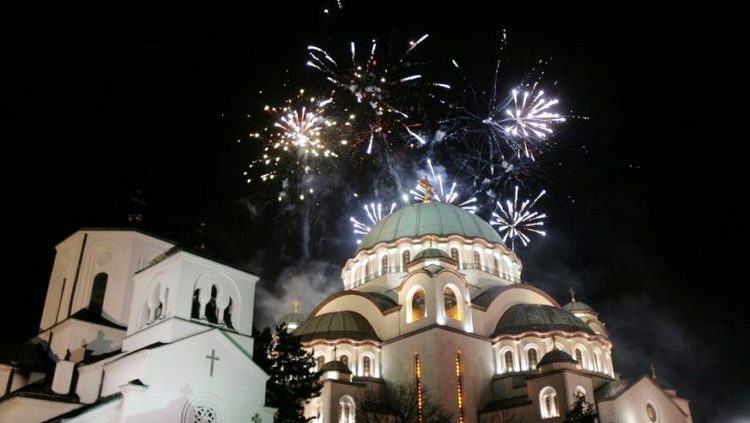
194,405,217,423
646,403,657,422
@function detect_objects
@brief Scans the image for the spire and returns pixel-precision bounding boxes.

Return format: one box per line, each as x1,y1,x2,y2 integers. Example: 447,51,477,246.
418,176,433,203
650,362,657,379
569,286,576,302
128,190,146,225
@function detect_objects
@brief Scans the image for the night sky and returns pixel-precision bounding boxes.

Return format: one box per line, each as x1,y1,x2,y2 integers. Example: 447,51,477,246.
1,2,746,422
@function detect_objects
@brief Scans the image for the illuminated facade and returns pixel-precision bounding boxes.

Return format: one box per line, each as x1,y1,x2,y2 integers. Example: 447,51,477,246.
0,229,274,423
294,202,693,423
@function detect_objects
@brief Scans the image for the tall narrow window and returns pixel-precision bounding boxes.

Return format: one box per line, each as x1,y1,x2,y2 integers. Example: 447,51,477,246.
191,289,201,319
473,251,481,269
362,356,371,377
364,262,370,281
316,355,325,371
450,248,459,262
410,289,426,322
205,285,218,323
223,297,234,329
90,273,108,315
415,355,424,423
381,255,388,275
528,348,538,370
455,352,465,423
539,387,560,418
402,250,410,270
339,396,355,423
443,287,461,320
575,348,584,370
594,350,602,372
493,256,500,276
504,351,514,372
340,354,349,369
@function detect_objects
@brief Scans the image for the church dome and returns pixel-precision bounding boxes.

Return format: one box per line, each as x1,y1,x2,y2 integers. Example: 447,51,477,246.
319,360,352,374
493,304,595,336
357,203,503,251
292,311,380,342
538,349,576,367
412,248,451,261
563,301,595,313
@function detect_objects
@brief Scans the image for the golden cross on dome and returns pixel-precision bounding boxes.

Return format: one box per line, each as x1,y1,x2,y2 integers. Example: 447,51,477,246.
650,363,657,379
569,286,576,302
292,300,300,313
418,176,433,203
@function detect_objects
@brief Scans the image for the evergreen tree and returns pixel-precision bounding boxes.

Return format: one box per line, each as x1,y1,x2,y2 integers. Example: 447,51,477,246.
265,323,321,423
563,392,598,423
252,326,273,373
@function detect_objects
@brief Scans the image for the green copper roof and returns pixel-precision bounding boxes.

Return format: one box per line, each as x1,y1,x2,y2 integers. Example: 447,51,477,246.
292,311,380,342
562,301,595,313
413,248,450,261
358,203,503,251
493,304,595,336
538,349,576,366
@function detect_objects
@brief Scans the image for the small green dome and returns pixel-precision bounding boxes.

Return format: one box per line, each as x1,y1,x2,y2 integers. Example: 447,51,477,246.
319,360,352,374
412,248,451,261
563,301,595,313
493,304,594,336
538,349,576,367
357,203,503,251
292,311,380,342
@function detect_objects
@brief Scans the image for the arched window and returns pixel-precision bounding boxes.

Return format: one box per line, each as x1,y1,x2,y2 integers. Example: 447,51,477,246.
539,386,560,419
362,356,371,377
339,354,349,369
528,348,538,370
408,288,426,322
205,285,218,324
594,350,602,372
223,297,234,329
160,287,169,319
339,395,355,423
450,247,459,263
575,348,584,370
493,256,500,276
90,273,108,315
381,254,388,275
364,262,370,281
316,355,325,371
504,351,514,373
473,250,481,268
191,289,201,319
402,250,410,270
443,286,461,320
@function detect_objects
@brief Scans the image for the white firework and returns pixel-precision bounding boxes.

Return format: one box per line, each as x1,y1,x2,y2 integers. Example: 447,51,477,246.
350,202,397,244
409,159,478,212
503,87,565,140
491,186,546,250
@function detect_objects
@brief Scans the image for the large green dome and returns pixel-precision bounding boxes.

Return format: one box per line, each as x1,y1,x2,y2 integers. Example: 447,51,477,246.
358,203,503,251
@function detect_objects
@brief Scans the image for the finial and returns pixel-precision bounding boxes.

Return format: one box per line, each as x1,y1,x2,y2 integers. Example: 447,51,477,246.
128,190,146,225
292,300,300,313
569,286,576,302
418,176,433,203
333,345,338,360
552,335,557,350
650,363,657,379
427,234,435,247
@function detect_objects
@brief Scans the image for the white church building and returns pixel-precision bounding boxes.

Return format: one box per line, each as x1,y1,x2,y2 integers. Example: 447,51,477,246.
0,229,274,423
290,201,694,423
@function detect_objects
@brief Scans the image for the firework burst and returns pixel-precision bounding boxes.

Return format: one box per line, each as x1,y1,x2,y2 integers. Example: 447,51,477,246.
490,186,546,250
307,34,448,156
350,202,397,244
245,89,343,188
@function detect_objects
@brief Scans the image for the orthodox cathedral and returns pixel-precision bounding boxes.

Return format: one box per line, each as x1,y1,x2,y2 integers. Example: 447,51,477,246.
289,199,694,423
0,229,274,422
0,194,693,423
